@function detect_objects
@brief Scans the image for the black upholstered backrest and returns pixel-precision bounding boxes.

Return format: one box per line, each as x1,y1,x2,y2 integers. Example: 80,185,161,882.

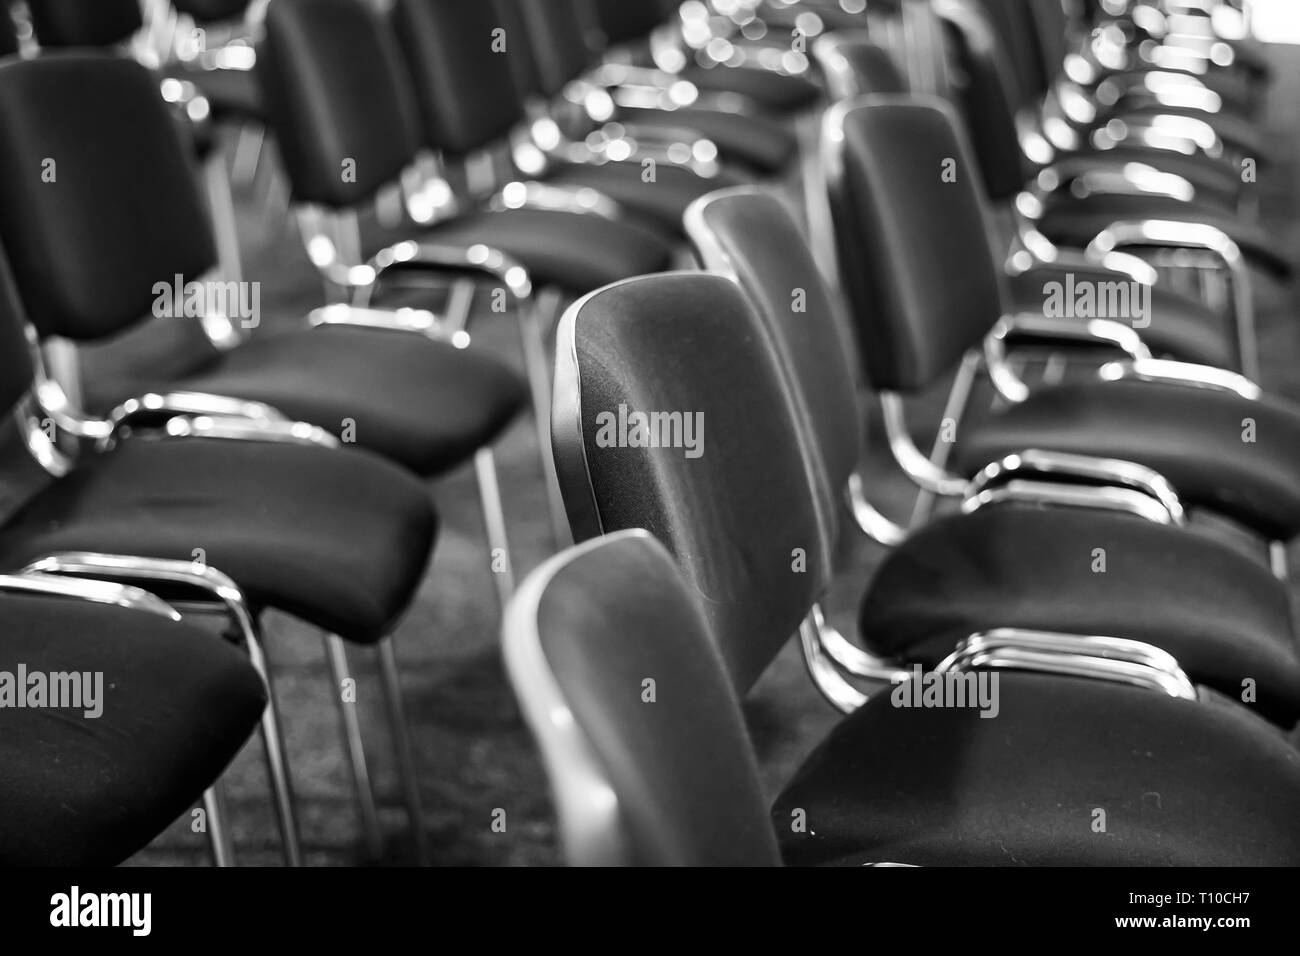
0,55,217,340
0,8,18,59
257,0,421,208
826,95,1006,393
505,530,782,867
501,0,593,98
588,0,674,46
685,188,862,507
971,0,1048,104
392,0,526,156
939,0,1035,201
814,33,908,101
28,0,141,48
0,247,37,413
552,273,829,694
171,0,253,25
1024,0,1071,84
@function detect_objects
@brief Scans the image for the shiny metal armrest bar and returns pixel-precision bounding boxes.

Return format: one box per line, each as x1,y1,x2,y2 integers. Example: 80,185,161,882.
487,180,623,222
141,414,341,449
936,628,1199,700
963,479,1183,524
307,303,470,346
1098,357,1262,399
0,571,182,621
984,314,1153,405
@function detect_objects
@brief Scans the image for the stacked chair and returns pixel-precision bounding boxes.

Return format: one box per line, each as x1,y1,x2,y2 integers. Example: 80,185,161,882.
6,0,1300,868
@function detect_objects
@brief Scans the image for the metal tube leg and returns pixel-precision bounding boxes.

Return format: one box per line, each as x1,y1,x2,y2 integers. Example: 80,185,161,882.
202,783,236,867
377,638,428,865
1270,541,1289,581
203,155,244,285
909,350,979,527
324,633,384,860
243,628,303,867
474,447,516,613
232,123,266,190
517,292,571,549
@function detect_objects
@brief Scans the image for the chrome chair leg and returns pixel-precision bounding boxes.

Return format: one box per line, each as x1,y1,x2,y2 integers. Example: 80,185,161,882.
474,447,516,613
1271,541,1289,581
518,290,571,549
202,783,236,867
324,633,384,860
243,626,303,867
377,638,428,865
203,154,244,285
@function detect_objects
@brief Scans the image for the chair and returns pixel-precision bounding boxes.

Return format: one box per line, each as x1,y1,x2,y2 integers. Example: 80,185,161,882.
531,275,1300,864
0,575,265,865
685,184,1300,726
0,246,439,865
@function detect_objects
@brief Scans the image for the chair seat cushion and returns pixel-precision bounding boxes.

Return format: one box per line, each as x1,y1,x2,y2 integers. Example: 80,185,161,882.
0,438,437,641
680,64,821,112
545,162,747,233
860,503,1300,723
619,105,799,174
1037,194,1290,278
0,594,265,865
1006,266,1236,368
173,325,528,476
774,672,1300,866
955,379,1300,539
421,208,675,294
1061,145,1245,206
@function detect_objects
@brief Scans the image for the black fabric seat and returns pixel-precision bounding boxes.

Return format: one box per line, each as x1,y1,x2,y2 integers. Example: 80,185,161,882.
0,593,266,865
1037,193,1291,279
411,208,675,294
139,325,528,477
1006,267,1236,368
0,438,437,642
618,104,799,175
775,672,1300,867
544,162,746,233
954,379,1300,541
680,63,821,113
860,503,1300,723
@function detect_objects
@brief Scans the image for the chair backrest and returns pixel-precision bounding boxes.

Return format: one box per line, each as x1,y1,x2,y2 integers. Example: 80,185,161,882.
814,33,908,101
27,0,142,48
825,95,1007,394
391,0,527,157
1024,0,1072,85
496,0,593,99
171,0,253,25
587,0,674,47
684,187,861,516
504,529,782,867
257,0,421,208
970,0,1049,106
0,54,217,340
552,272,830,694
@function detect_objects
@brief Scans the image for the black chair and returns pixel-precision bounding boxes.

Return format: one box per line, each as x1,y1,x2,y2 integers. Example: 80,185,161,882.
827,96,1300,559
0,52,527,613
0,575,265,865
812,34,1244,371
538,274,1300,863
256,0,681,546
391,0,749,237
686,185,1300,726
0,246,438,866
496,0,802,177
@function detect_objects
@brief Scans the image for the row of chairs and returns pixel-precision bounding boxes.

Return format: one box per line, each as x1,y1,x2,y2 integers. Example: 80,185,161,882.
0,0,832,864
506,0,1300,865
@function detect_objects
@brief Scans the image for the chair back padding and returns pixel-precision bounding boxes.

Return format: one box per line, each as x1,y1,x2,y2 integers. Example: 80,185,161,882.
1024,0,1071,86
28,0,142,48
0,55,217,340
588,0,674,46
498,0,592,98
508,530,782,867
0,249,37,412
258,0,420,208
938,0,1032,202
552,273,828,693
171,0,253,25
393,0,526,156
971,0,1048,103
816,34,908,101
827,95,1005,393
686,188,861,510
